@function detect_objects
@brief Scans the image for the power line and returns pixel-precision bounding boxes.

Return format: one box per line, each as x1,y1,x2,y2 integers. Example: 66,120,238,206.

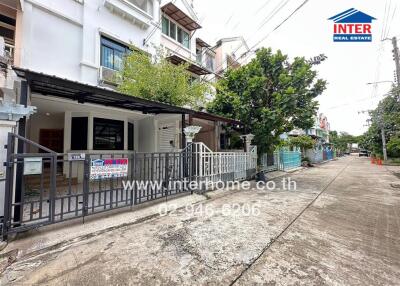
257,0,293,30
386,4,397,39
213,0,311,80
234,0,311,67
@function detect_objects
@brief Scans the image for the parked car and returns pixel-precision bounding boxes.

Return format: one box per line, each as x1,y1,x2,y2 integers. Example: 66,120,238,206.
359,150,369,157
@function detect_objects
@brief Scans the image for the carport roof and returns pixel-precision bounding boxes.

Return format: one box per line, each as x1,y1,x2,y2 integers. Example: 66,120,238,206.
13,67,241,124
14,67,195,115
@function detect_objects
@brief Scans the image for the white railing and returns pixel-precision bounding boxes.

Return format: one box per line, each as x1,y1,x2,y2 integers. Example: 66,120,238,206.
189,142,257,183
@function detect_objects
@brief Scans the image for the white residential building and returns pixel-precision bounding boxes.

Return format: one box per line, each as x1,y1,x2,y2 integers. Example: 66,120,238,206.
213,36,250,77
0,0,236,159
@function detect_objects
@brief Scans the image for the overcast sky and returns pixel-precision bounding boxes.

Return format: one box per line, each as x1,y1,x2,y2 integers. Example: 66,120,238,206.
194,0,400,135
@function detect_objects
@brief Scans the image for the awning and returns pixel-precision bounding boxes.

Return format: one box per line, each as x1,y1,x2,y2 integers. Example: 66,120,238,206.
161,2,201,31
196,38,211,48
12,67,241,125
193,111,241,125
167,54,211,75
13,67,193,115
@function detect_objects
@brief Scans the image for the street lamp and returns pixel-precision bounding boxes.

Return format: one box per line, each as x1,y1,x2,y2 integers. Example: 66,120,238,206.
183,126,202,143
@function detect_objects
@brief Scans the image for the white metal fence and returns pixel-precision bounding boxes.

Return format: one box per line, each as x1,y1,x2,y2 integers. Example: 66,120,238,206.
189,142,257,183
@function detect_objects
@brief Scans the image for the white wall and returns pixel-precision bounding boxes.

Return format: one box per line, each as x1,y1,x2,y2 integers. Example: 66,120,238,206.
28,112,64,152
138,116,156,152
137,114,181,152
18,0,161,85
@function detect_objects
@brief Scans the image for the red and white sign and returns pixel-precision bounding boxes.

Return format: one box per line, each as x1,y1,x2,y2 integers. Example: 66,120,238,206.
90,158,128,180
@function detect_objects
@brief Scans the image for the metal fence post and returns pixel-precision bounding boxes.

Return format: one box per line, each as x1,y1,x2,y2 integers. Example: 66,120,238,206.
131,152,136,207
2,133,15,240
49,153,57,223
83,156,90,220
164,153,169,199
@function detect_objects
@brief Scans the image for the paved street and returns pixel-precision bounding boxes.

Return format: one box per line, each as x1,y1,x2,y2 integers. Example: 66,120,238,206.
1,156,400,285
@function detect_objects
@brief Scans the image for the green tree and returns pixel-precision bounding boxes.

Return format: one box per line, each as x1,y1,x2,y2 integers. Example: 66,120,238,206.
288,135,315,150
387,137,400,158
360,87,400,157
330,131,360,153
118,49,210,109
207,48,326,154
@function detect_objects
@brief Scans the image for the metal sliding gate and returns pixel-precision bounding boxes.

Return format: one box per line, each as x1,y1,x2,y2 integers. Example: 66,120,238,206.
2,133,192,239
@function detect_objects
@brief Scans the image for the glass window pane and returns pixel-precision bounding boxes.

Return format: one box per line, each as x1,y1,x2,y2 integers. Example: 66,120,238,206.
169,21,176,40
93,118,124,150
101,45,114,69
177,27,183,44
114,50,123,71
101,36,129,71
182,31,190,48
162,16,169,35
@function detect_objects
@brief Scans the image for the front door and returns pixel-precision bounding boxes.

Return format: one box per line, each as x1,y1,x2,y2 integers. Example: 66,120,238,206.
39,129,64,172
39,129,64,153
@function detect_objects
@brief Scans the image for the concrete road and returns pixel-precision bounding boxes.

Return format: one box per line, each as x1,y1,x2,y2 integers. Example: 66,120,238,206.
1,156,400,285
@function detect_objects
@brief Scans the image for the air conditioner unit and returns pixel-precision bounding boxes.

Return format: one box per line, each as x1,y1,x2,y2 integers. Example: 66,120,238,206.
99,66,121,85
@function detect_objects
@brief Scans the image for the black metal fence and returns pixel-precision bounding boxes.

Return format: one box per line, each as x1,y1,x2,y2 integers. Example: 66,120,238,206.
2,133,192,240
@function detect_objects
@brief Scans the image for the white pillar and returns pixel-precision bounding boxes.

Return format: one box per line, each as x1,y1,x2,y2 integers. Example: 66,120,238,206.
0,120,16,216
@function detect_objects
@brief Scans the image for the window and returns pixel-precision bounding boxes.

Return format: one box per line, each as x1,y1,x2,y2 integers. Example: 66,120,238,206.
205,54,214,71
169,21,176,40
93,118,124,150
101,36,130,71
162,16,190,49
71,117,88,150
126,0,153,16
128,122,134,151
162,16,169,35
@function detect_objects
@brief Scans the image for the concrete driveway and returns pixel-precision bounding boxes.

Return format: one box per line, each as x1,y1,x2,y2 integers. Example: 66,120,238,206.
1,156,400,285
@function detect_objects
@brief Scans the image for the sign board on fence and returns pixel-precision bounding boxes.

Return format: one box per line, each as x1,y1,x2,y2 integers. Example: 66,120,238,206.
90,158,128,180
23,157,42,175
68,153,86,161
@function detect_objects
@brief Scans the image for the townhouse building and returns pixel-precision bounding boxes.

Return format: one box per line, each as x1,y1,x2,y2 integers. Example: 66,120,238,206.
0,0,238,157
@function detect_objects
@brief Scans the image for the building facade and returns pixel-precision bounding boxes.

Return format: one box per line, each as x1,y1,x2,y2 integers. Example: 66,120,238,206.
0,0,235,157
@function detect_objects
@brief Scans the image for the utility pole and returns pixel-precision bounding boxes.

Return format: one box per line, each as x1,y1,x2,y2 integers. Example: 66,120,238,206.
359,110,388,161
380,124,388,161
377,106,388,161
392,37,400,86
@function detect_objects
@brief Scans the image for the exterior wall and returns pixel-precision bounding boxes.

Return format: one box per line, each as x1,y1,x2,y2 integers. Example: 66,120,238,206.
138,114,181,152
29,94,146,153
192,118,218,151
16,0,161,85
28,112,64,152
213,38,249,74
138,116,156,152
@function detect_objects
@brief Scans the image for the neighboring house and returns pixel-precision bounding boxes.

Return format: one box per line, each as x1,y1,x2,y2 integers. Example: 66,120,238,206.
287,113,331,147
0,0,236,156
159,0,233,151
213,36,250,78
305,113,331,145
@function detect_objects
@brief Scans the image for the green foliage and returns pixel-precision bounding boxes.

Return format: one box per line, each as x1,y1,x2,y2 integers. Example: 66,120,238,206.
207,48,326,154
360,87,400,157
387,137,400,158
118,49,210,109
288,135,315,150
330,131,360,152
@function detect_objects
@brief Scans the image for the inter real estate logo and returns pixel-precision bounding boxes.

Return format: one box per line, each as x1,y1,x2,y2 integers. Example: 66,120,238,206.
328,8,376,42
